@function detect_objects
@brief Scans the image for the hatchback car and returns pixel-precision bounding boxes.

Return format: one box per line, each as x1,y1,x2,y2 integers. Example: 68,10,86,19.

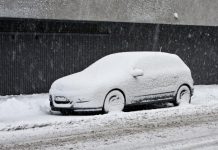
49,52,194,114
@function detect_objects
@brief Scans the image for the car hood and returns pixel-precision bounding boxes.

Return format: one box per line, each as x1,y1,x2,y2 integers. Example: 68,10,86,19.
50,72,94,93
50,70,127,95
49,54,134,95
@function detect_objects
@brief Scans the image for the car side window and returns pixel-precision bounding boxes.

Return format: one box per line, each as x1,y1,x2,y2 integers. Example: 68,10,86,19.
134,57,157,73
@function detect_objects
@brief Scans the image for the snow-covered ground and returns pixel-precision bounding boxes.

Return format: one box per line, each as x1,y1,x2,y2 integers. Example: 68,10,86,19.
1,85,218,150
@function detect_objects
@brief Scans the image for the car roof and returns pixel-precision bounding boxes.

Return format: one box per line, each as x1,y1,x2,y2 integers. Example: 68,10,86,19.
103,52,178,63
84,52,183,76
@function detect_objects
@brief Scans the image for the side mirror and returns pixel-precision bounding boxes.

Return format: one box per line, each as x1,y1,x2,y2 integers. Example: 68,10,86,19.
131,68,144,78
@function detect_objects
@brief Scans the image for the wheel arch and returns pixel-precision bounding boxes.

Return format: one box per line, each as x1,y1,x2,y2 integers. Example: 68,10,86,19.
103,88,126,107
174,83,192,101
175,83,192,96
180,83,191,91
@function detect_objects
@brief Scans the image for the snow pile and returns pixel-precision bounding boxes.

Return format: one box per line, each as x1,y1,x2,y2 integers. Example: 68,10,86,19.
0,94,49,122
192,85,218,105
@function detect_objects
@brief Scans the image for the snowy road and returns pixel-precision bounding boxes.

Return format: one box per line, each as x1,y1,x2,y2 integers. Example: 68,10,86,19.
1,85,218,150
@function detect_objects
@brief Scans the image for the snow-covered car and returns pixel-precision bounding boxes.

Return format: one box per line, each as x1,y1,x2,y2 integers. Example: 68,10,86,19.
49,52,194,114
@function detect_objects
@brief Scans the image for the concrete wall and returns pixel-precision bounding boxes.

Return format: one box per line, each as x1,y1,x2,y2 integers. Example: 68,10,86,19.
0,0,218,26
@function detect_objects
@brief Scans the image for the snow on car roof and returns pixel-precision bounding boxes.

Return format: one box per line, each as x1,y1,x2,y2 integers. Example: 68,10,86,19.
84,51,179,75
96,51,177,63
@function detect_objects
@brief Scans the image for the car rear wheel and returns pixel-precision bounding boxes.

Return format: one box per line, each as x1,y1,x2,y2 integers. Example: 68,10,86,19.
103,90,125,113
174,85,191,106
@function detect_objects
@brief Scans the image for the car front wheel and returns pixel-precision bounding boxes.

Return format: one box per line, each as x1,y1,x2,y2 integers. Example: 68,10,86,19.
103,90,125,113
174,85,191,106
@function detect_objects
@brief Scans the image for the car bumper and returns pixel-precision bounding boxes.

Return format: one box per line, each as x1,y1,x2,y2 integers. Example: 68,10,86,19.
49,95,103,112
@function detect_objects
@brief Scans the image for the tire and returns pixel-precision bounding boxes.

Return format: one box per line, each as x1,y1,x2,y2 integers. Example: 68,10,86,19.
103,90,125,113
173,85,191,106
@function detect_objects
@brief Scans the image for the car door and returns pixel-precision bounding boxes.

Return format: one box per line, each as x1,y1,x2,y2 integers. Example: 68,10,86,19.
126,58,158,104
127,57,177,104
152,56,179,95
142,56,178,101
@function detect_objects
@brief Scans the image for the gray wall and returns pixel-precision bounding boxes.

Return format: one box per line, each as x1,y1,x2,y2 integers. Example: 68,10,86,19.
0,0,218,26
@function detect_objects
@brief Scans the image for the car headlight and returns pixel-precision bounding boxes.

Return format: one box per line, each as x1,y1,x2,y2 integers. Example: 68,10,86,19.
54,96,69,102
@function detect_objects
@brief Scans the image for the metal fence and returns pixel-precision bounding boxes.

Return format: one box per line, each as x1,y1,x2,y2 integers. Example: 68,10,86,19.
0,18,218,95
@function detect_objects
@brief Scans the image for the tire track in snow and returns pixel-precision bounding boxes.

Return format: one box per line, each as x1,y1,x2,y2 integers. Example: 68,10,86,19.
2,104,218,149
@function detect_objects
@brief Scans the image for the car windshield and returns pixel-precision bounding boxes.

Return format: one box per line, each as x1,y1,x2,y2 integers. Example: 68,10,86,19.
83,53,135,76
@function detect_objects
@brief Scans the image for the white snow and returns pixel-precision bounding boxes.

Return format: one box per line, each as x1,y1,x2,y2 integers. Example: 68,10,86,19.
1,85,218,149
0,94,87,131
173,12,179,19
0,85,218,131
0,94,48,122
192,85,218,105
